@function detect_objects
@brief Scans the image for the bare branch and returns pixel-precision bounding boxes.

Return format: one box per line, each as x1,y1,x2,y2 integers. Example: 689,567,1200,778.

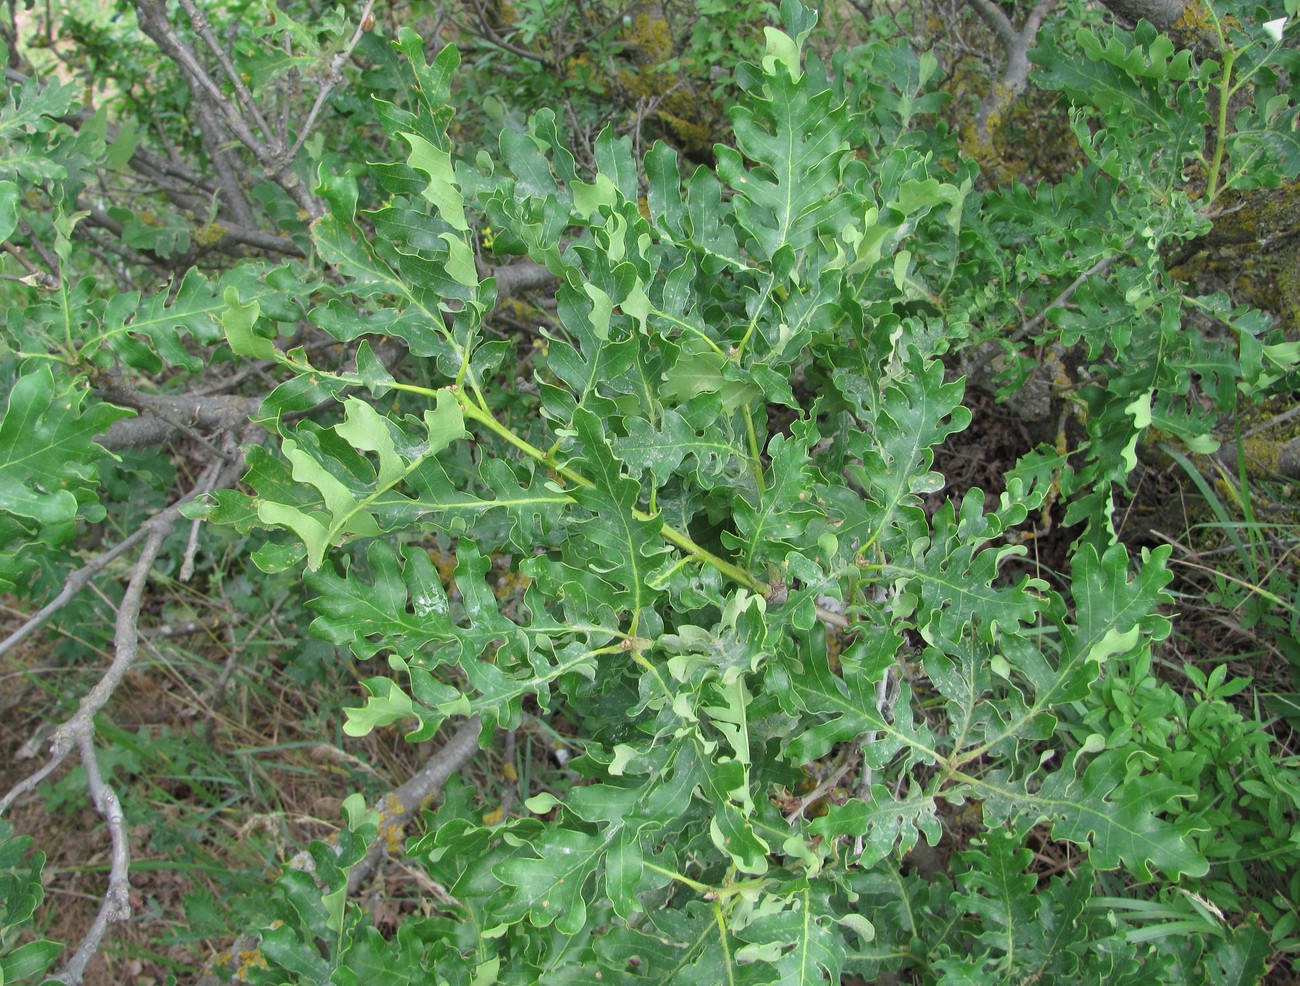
0,753,67,816
134,0,261,150
192,98,258,229
1097,0,1220,54
967,0,1059,143
276,0,379,173
2,241,58,288
346,717,484,893
1,518,169,981
52,510,179,750
175,0,278,147
0,529,148,664
465,0,556,66
95,386,246,459
79,221,165,274
35,519,170,984
1016,251,1119,342
2,453,248,981
491,259,560,298
204,222,306,257
195,718,483,977
129,144,218,196
53,731,135,986
132,0,323,218
966,0,1017,50
17,217,62,281
0,457,244,664
85,202,304,264
1242,403,1300,440
966,250,1121,379
180,439,233,580
95,389,260,451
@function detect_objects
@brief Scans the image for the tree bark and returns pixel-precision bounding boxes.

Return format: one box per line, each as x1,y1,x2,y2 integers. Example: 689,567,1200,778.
1097,0,1221,56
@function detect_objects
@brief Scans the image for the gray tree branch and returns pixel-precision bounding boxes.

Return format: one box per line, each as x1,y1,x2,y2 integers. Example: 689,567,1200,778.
967,0,1058,143
275,0,380,174
133,0,323,219
193,98,259,229
0,455,247,981
176,0,279,147
43,521,171,985
1095,0,1221,58
346,717,485,893
96,389,261,451
194,716,486,986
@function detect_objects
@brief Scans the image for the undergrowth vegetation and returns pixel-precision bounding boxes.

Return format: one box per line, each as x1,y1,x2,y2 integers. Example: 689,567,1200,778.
2,0,1300,982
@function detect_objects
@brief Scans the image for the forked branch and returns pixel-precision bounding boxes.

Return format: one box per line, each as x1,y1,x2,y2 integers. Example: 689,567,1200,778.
0,456,246,984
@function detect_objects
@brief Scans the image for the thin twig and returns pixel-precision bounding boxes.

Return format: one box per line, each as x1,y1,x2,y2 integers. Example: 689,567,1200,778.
1016,252,1113,340
17,217,62,280
0,457,243,662
0,755,66,815
968,251,1121,378
179,460,223,581
175,0,277,147
134,0,260,148
51,518,173,755
787,754,857,825
0,529,149,662
1241,402,1300,440
276,0,378,172
53,731,134,986
133,0,322,217
466,0,555,66
192,98,258,228
2,241,58,288
40,522,169,984
2,457,244,981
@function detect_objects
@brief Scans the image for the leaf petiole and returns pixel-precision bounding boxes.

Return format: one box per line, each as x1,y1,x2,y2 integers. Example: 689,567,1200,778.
643,860,713,894
338,372,772,594
1204,48,1235,202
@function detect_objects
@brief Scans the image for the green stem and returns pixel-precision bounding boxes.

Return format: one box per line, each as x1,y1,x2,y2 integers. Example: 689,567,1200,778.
734,275,774,360
658,524,766,593
742,404,766,496
629,645,671,697
643,861,713,895
457,391,594,489
1205,48,1235,203
714,901,736,986
386,380,770,595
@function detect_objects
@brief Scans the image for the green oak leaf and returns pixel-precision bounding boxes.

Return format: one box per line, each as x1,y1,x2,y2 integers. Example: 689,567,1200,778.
0,366,131,592
717,25,854,263
253,392,468,569
565,406,670,628
979,749,1208,880
317,541,612,737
